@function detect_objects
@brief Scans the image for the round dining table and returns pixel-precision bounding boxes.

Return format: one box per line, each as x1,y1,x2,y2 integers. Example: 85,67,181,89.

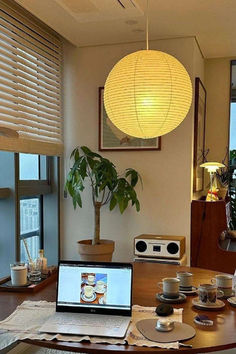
0,262,235,353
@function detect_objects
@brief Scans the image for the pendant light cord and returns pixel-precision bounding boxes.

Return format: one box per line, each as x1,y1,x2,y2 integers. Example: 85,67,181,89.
146,0,149,50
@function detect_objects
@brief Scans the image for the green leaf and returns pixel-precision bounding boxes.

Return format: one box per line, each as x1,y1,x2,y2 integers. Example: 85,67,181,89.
67,181,74,197
109,195,117,210
80,158,87,179
74,149,80,161
118,199,125,214
87,156,96,170
81,146,92,155
123,198,128,211
75,192,82,208
70,147,78,159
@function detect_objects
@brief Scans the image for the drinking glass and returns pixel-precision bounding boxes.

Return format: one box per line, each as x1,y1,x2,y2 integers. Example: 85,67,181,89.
28,259,41,282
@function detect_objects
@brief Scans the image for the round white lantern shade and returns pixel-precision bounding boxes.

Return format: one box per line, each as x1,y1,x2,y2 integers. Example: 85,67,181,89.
104,50,192,139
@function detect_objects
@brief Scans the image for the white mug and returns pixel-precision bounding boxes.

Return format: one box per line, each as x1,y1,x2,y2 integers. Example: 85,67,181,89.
176,271,193,289
88,275,95,284
211,275,233,297
10,263,27,286
96,280,105,292
84,285,94,298
157,278,180,299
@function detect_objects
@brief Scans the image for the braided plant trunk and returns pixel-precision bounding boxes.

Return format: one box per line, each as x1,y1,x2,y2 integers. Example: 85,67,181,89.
94,202,101,245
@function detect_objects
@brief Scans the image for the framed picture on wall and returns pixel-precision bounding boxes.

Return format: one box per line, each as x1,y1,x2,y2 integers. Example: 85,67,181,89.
193,77,207,192
98,87,161,151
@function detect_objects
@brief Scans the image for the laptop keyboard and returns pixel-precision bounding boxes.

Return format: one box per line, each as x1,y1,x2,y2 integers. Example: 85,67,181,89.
52,312,124,328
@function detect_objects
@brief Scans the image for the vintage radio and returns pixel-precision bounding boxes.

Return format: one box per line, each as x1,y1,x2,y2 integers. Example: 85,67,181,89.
134,234,185,259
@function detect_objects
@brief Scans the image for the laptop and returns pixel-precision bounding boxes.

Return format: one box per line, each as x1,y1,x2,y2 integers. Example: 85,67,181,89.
39,261,133,338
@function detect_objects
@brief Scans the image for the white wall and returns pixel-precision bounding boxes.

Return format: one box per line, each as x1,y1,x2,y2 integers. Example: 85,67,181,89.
62,37,204,263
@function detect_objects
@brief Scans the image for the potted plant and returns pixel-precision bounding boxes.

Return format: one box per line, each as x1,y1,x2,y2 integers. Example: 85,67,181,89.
65,146,141,261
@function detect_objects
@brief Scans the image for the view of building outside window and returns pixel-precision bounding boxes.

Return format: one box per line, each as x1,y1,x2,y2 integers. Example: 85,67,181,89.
20,198,40,262
19,153,39,180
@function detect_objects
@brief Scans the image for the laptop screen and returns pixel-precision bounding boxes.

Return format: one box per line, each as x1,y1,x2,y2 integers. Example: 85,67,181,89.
56,261,133,316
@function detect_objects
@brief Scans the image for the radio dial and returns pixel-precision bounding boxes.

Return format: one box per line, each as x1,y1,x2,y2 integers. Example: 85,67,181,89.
136,240,147,253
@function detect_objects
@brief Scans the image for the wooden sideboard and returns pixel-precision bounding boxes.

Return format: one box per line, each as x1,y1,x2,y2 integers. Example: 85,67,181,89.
191,200,236,273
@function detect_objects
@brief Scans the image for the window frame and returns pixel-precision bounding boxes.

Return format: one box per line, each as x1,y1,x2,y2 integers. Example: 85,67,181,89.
15,153,52,261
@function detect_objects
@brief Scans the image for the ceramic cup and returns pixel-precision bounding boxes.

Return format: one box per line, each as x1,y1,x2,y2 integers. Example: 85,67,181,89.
157,278,180,299
176,271,193,290
84,285,94,299
211,274,233,297
10,263,27,286
198,284,224,305
88,275,95,285
96,280,105,292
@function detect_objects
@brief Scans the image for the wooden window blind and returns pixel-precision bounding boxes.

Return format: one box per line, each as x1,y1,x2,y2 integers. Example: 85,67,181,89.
0,0,63,155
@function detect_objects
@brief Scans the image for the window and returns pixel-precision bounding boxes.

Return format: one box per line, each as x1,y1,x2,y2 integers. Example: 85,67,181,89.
20,197,41,262
18,153,49,262
20,154,39,180
0,151,60,278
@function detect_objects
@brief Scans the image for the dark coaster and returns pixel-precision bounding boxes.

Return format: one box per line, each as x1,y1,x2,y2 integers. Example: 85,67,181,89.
156,293,186,304
180,286,192,291
163,293,179,299
5,280,31,288
155,304,174,317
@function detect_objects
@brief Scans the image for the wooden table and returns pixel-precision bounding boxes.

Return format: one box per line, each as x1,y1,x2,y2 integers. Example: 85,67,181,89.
0,263,235,353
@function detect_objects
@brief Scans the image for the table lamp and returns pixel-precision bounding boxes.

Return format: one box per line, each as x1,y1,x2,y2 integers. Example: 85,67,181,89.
200,162,225,201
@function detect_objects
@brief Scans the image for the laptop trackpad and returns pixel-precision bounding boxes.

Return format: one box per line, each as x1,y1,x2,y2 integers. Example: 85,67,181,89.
39,312,131,338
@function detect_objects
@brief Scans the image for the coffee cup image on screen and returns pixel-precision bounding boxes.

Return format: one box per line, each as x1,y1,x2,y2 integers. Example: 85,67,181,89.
81,273,107,304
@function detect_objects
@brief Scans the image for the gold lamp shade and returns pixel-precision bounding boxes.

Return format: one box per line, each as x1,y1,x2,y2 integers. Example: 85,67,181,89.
104,50,192,139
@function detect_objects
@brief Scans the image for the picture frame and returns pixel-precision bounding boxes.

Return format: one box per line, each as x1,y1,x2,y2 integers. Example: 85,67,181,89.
193,77,207,192
98,87,161,151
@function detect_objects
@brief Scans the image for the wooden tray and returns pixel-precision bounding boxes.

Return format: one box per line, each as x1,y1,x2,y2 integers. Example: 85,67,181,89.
0,269,57,293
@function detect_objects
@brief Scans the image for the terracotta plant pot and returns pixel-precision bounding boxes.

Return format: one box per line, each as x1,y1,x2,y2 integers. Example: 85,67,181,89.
77,239,115,262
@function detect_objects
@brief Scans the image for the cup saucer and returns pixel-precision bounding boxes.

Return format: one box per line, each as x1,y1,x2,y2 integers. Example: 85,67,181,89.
227,296,236,307
179,286,198,295
221,291,235,299
192,297,225,310
81,292,96,302
95,287,105,294
156,292,186,304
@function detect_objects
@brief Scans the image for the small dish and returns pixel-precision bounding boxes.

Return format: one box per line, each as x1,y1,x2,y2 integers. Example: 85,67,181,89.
81,292,96,302
95,287,106,294
83,280,95,286
227,296,236,308
6,281,31,288
156,293,186,304
192,297,225,310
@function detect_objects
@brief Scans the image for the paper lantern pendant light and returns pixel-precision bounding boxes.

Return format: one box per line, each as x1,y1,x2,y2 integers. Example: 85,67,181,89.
104,49,192,139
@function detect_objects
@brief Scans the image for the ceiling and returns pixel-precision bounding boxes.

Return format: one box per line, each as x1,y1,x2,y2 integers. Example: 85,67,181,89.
15,0,236,58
